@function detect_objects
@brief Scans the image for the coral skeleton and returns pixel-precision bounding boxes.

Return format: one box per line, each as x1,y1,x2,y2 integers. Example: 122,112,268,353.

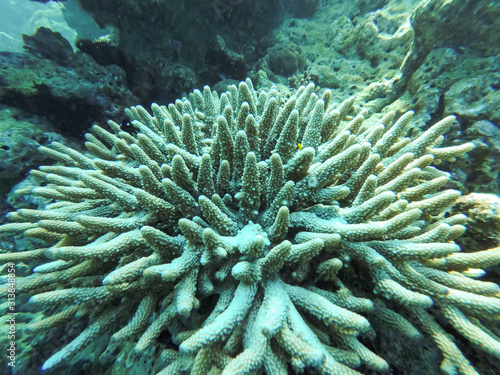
0,79,498,375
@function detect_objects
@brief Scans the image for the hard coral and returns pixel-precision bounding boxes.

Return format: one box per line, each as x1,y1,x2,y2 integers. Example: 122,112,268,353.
0,79,498,375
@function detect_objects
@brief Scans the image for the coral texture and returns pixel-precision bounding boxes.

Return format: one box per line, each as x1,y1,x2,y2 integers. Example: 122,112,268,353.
1,79,499,375
453,193,500,251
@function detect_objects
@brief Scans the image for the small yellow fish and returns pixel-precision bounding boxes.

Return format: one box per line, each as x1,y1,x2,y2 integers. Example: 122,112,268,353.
298,143,302,150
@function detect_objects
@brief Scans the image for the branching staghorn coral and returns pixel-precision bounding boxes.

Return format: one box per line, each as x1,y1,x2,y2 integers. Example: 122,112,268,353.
0,78,498,375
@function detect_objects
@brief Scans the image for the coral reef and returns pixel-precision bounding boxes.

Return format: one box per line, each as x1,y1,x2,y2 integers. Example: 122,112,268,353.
255,0,418,102
267,43,307,77
0,27,137,137
0,107,61,194
0,106,83,218
461,120,500,192
397,0,500,128
76,0,285,93
205,36,247,82
452,193,500,252
1,80,498,375
2,0,496,205
407,0,500,67
399,48,500,129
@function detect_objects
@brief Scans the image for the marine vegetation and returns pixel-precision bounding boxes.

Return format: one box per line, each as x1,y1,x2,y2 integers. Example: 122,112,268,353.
1,79,499,375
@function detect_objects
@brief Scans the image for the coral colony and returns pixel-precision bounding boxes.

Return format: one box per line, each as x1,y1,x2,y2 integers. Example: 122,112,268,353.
1,79,499,374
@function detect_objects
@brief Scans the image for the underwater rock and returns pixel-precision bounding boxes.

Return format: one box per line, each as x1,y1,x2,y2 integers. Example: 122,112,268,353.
22,26,74,66
453,193,500,251
402,0,500,87
0,106,82,218
445,74,500,124
461,120,500,192
412,0,500,59
403,47,500,128
205,35,247,82
0,28,137,137
267,43,307,76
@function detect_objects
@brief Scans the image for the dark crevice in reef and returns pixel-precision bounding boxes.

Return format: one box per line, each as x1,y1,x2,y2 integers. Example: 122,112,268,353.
3,85,103,137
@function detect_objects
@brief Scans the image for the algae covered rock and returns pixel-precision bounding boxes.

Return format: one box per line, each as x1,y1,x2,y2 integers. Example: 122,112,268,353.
453,193,500,251
0,107,71,194
411,0,500,59
267,43,307,77
445,74,500,123
0,27,137,137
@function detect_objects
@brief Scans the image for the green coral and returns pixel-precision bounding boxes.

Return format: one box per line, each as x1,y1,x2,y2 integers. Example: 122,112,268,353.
0,79,498,375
